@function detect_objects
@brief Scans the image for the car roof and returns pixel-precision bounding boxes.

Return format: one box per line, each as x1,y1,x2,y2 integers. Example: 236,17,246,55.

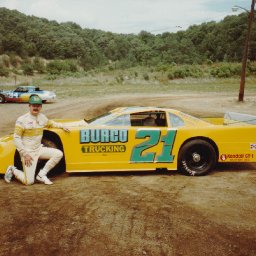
17,86,36,89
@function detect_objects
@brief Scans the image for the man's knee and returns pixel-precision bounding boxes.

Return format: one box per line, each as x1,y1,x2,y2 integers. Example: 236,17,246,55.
51,149,63,164
55,149,63,159
25,178,35,185
25,181,34,186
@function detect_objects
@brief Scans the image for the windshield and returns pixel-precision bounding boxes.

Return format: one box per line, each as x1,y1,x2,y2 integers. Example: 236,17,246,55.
169,113,184,127
14,87,28,92
88,110,168,127
88,112,116,125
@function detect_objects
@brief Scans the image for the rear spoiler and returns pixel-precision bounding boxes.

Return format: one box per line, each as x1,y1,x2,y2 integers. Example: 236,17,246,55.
224,112,256,125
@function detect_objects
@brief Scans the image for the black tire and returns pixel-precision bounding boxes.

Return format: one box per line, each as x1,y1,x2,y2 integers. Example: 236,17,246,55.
14,150,22,171
42,138,58,148
0,94,6,103
178,139,216,176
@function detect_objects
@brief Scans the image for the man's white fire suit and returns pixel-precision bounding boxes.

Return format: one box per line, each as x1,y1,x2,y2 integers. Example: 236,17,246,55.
13,112,64,185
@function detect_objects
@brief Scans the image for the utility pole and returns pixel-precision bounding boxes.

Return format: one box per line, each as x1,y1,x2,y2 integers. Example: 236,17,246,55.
238,0,255,102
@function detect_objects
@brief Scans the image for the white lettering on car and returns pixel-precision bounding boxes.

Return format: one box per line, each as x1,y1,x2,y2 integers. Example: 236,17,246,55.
182,161,196,176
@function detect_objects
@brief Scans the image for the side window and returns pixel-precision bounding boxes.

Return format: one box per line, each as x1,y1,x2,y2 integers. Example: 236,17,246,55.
155,113,167,126
105,114,131,126
15,87,28,93
15,87,28,92
130,111,167,127
14,87,22,92
169,113,184,127
130,113,145,126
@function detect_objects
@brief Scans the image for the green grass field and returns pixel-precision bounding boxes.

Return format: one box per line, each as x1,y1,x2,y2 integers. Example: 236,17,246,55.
1,69,256,99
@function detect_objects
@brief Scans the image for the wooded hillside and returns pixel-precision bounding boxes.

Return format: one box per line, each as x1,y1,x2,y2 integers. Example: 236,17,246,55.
0,7,256,70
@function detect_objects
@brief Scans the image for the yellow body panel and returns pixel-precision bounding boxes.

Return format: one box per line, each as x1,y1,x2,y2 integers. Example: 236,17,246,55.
0,107,256,174
0,135,16,173
63,127,176,172
202,117,224,125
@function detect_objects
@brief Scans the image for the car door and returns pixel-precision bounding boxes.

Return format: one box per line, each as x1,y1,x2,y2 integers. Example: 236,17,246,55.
65,111,179,172
128,111,178,170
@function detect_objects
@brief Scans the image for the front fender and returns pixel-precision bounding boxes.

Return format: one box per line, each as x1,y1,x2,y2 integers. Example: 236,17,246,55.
0,135,16,174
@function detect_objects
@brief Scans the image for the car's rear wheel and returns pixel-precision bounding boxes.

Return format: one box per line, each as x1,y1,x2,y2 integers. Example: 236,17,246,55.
0,94,6,103
178,139,216,176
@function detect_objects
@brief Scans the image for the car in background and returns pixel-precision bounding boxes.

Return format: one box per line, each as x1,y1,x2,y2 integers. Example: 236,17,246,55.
1,107,256,177
0,85,56,103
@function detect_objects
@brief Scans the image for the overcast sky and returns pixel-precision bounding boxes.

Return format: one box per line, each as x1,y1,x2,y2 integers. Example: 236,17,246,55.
0,0,251,34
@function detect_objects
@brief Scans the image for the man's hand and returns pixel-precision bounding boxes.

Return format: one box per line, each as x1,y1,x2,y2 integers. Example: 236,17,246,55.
24,154,33,167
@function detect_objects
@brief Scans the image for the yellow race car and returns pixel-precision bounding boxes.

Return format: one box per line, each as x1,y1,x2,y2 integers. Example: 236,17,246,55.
1,107,256,176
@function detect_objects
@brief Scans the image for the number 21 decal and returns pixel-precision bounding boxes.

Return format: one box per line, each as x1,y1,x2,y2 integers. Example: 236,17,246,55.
130,130,177,163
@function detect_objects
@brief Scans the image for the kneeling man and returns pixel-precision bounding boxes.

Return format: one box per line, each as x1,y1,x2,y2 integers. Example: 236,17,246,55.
4,94,69,185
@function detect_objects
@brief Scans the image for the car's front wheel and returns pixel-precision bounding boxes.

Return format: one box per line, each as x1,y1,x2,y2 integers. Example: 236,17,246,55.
178,139,216,176
0,94,6,103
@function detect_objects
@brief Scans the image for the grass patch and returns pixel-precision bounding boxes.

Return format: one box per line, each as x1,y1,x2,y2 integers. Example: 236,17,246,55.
1,69,256,99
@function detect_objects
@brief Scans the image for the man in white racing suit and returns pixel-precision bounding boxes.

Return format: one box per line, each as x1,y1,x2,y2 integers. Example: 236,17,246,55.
4,94,69,185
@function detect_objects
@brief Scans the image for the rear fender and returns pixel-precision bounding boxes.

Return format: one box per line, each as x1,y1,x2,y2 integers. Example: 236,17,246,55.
179,136,219,160
0,135,16,174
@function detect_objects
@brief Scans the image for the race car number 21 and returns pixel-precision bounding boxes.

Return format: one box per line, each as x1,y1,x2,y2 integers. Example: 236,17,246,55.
131,130,176,163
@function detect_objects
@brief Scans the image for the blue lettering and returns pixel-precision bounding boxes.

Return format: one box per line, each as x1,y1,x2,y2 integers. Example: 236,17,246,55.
91,129,100,143
80,130,90,143
110,129,119,142
80,129,128,143
101,129,109,142
120,130,128,142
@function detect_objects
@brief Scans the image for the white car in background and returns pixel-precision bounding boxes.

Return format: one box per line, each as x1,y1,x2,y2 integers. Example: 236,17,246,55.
0,85,56,103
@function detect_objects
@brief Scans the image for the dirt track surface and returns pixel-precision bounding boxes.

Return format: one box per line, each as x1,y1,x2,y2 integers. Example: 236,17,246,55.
0,93,256,256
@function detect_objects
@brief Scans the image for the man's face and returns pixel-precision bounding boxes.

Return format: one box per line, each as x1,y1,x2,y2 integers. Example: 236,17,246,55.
29,104,42,116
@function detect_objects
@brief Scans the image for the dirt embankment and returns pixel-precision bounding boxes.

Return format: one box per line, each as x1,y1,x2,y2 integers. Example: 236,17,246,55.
1,92,256,135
